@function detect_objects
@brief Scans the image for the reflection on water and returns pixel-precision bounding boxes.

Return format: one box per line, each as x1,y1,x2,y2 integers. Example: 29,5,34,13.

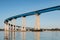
4,31,9,40
34,32,40,40
4,31,40,40
4,31,15,40
4,31,60,40
5,31,9,40
21,32,26,40
11,31,15,40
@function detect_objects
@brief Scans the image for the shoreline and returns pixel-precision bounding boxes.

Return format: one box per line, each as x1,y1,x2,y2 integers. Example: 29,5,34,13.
1,28,60,32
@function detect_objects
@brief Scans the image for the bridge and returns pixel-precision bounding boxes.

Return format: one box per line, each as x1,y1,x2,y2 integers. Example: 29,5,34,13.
4,5,60,31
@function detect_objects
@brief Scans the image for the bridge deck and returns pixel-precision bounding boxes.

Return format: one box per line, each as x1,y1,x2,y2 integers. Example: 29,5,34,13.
4,5,60,23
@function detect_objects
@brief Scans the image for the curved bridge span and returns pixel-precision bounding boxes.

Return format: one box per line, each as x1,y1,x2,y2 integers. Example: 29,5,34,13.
4,5,60,31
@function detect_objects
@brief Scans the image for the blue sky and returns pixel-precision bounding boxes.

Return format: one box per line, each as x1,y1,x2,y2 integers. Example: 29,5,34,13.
0,0,60,28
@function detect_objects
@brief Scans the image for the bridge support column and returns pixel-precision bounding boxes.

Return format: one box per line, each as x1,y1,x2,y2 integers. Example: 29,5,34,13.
4,23,9,31
35,14,40,30
12,19,16,31
8,21,11,32
21,17,26,31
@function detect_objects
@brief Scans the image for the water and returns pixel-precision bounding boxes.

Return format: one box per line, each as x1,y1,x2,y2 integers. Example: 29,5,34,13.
0,31,60,40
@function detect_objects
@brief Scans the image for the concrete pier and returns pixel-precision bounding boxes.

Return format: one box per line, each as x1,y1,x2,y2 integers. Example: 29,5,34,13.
35,14,40,30
4,23,9,31
11,19,16,31
21,17,26,31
